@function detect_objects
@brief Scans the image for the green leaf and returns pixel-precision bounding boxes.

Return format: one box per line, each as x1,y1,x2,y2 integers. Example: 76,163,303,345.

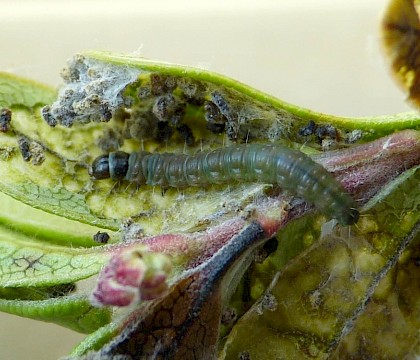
0,295,111,333
221,167,420,359
86,51,420,138
0,191,117,247
0,226,109,287
0,72,56,108
70,322,119,355
0,73,119,230
0,50,419,359
2,54,420,240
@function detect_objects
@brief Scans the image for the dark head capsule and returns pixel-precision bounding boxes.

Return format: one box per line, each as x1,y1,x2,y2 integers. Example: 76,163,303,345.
90,154,110,179
90,151,129,180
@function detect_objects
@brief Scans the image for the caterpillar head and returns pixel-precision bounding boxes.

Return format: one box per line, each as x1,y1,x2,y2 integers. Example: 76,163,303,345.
90,151,129,180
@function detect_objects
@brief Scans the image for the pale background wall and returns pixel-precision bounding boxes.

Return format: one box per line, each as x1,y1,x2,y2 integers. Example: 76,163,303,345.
0,0,411,359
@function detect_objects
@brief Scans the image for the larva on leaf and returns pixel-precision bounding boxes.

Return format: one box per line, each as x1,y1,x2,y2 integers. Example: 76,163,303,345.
90,144,359,226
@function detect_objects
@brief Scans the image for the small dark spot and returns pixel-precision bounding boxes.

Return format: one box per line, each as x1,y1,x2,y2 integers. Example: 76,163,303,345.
262,237,278,256
254,249,268,263
204,101,225,123
41,105,57,127
100,102,113,122
169,103,186,127
17,137,45,165
152,94,177,122
164,76,177,91
0,108,12,132
211,91,240,140
315,124,337,142
93,231,110,244
152,94,186,125
413,256,420,267
221,307,237,326
298,120,316,136
238,351,251,360
226,121,240,141
154,121,174,142
206,122,226,134
176,124,194,146
211,91,231,118
150,74,176,95
178,78,206,105
204,101,227,134
17,137,31,162
298,121,339,145
242,269,252,303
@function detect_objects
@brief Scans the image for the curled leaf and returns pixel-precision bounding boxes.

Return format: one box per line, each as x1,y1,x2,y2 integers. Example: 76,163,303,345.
0,48,420,360
0,295,111,334
2,54,420,240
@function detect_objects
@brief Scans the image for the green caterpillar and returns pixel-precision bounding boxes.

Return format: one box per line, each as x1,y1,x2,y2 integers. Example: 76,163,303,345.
90,144,359,226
